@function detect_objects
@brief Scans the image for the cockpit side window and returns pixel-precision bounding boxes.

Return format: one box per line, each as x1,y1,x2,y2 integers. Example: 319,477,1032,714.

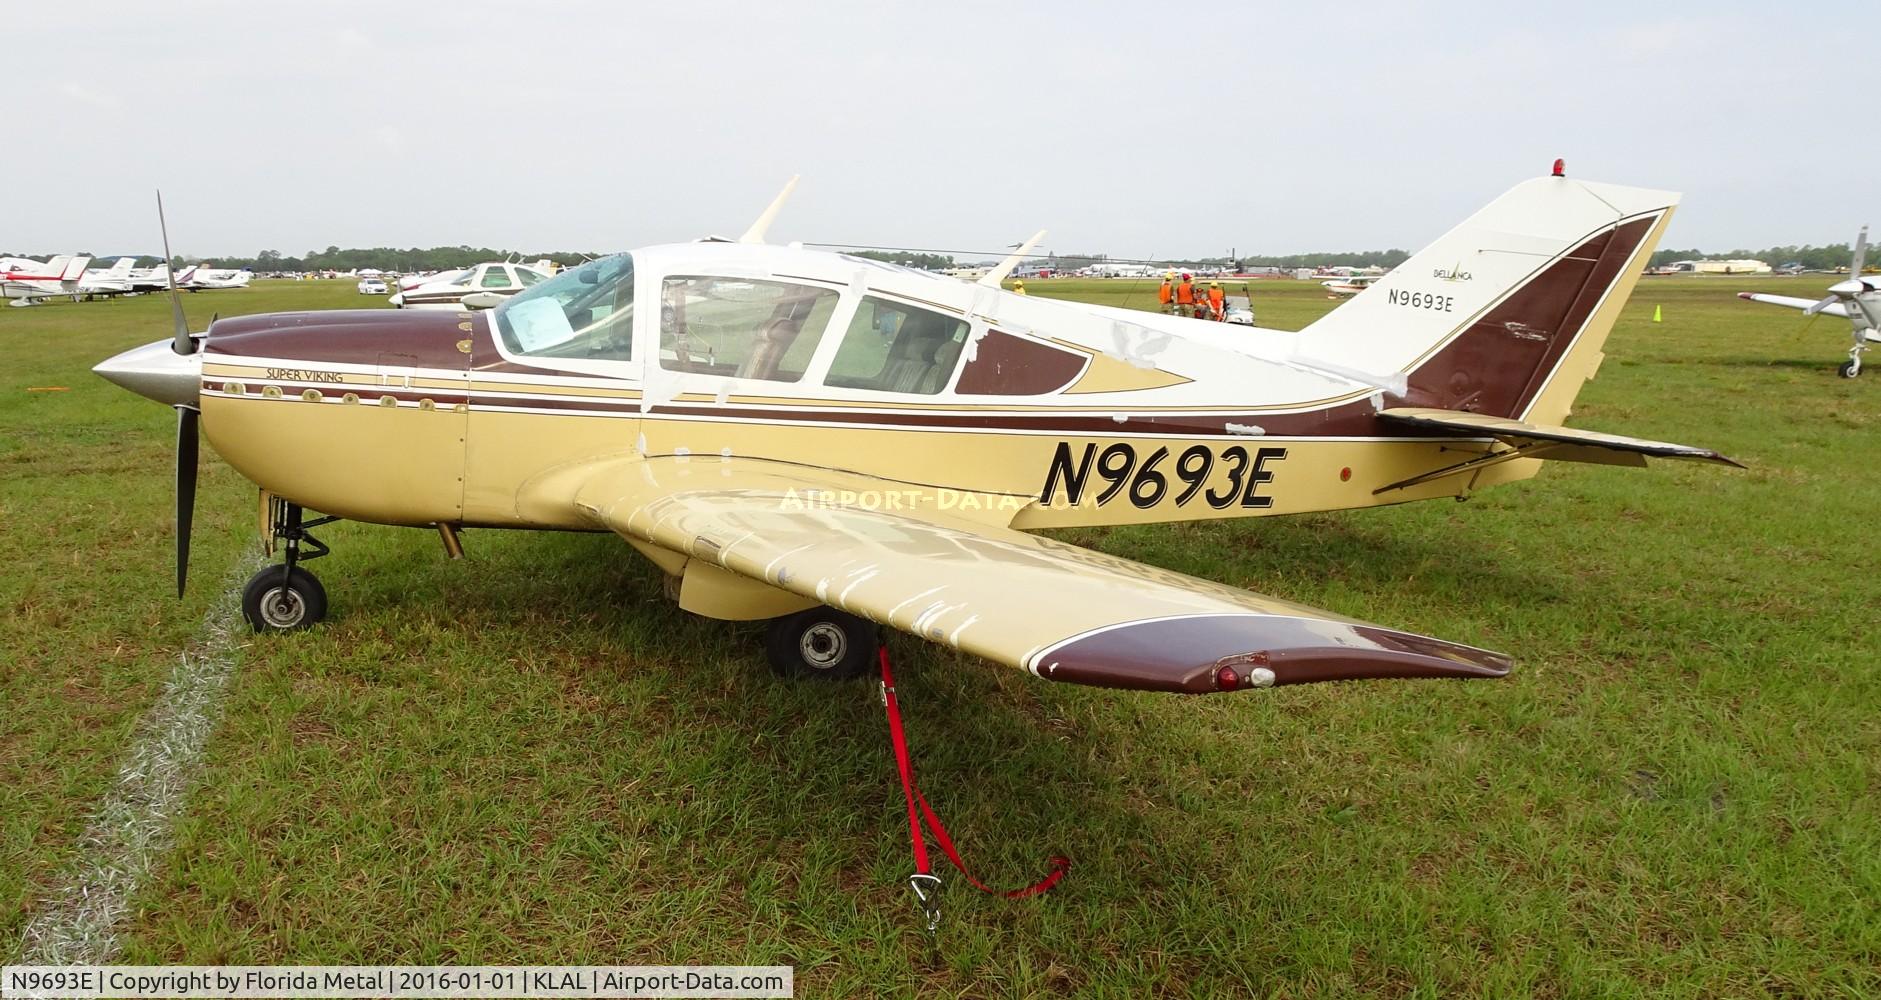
490,253,635,364
480,266,513,289
658,276,838,383
825,297,968,395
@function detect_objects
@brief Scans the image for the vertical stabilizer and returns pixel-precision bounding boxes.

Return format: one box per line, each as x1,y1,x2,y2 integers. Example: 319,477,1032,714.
1296,172,1677,422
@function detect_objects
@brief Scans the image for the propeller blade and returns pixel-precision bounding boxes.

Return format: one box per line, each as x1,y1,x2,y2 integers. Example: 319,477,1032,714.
157,190,193,356
175,405,198,597
1850,225,1869,282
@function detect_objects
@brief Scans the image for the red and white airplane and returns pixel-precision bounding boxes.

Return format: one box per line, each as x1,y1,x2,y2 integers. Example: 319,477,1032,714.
2,255,91,305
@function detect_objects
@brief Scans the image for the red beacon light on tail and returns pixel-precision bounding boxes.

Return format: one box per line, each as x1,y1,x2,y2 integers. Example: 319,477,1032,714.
1552,158,1566,178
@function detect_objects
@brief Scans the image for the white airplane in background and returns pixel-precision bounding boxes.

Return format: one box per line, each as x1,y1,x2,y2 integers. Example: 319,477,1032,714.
128,263,198,294
1083,262,1159,278
76,256,139,297
183,264,253,290
1738,226,1881,378
389,261,550,309
2,255,91,305
1322,274,1380,296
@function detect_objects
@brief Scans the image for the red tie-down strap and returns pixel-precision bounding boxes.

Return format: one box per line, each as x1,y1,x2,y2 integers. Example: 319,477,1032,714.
878,646,1070,929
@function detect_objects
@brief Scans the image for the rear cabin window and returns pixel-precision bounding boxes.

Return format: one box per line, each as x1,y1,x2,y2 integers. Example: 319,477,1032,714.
825,297,969,395
516,267,546,287
659,276,838,383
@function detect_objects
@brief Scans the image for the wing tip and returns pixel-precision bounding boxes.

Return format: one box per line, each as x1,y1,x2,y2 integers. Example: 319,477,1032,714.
1032,614,1512,695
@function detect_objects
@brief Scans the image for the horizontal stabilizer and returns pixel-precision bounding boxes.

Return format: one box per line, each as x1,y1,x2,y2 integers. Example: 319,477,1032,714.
1379,407,1743,468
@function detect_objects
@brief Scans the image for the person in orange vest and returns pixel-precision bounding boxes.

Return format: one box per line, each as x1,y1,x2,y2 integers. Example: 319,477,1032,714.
1206,280,1226,321
1157,275,1174,314
1175,272,1196,317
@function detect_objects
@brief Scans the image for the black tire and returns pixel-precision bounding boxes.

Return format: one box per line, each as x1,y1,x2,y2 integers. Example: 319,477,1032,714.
241,565,328,632
1838,359,1861,379
764,607,877,680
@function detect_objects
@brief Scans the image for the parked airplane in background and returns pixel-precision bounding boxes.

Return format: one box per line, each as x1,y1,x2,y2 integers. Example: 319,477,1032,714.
1738,225,1880,378
129,263,197,295
1082,262,1159,278
184,264,253,290
1322,274,1380,296
76,256,139,297
389,261,550,309
2,255,90,305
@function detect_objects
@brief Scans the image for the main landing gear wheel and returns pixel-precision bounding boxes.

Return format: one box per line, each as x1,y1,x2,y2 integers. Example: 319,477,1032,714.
242,565,328,632
1839,358,1862,378
765,607,877,681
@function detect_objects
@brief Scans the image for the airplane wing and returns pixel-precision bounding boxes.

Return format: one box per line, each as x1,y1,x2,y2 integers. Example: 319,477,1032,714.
1737,291,1848,317
572,456,1511,694
1378,407,1743,468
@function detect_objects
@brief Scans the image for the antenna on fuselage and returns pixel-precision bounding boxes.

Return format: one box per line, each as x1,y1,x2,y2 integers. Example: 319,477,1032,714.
738,175,800,244
979,229,1047,288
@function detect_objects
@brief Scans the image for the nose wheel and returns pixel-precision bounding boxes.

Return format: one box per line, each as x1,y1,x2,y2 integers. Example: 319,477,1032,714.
242,565,327,631
243,499,336,633
764,607,877,680
1840,332,1870,378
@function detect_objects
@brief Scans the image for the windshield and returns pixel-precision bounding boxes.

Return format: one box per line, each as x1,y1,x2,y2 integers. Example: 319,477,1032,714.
490,254,635,363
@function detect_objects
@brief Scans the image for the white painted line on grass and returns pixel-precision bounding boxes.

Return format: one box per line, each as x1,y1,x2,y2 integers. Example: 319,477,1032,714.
13,550,263,964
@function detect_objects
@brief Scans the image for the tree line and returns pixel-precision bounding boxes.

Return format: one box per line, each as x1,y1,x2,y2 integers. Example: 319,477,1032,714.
1649,242,1862,270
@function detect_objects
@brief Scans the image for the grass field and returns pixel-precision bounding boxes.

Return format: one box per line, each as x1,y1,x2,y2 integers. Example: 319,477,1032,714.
2,276,1876,996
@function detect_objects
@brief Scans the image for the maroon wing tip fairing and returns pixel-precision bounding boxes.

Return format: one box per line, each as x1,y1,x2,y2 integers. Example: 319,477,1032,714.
1033,613,1512,694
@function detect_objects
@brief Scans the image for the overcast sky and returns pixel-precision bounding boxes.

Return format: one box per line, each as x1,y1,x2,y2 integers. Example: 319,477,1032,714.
4,1,1867,261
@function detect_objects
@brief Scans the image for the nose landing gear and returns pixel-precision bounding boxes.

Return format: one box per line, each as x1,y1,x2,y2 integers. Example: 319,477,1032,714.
242,499,336,632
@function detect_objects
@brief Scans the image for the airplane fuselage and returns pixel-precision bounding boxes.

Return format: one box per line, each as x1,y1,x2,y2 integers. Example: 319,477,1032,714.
190,222,1610,547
